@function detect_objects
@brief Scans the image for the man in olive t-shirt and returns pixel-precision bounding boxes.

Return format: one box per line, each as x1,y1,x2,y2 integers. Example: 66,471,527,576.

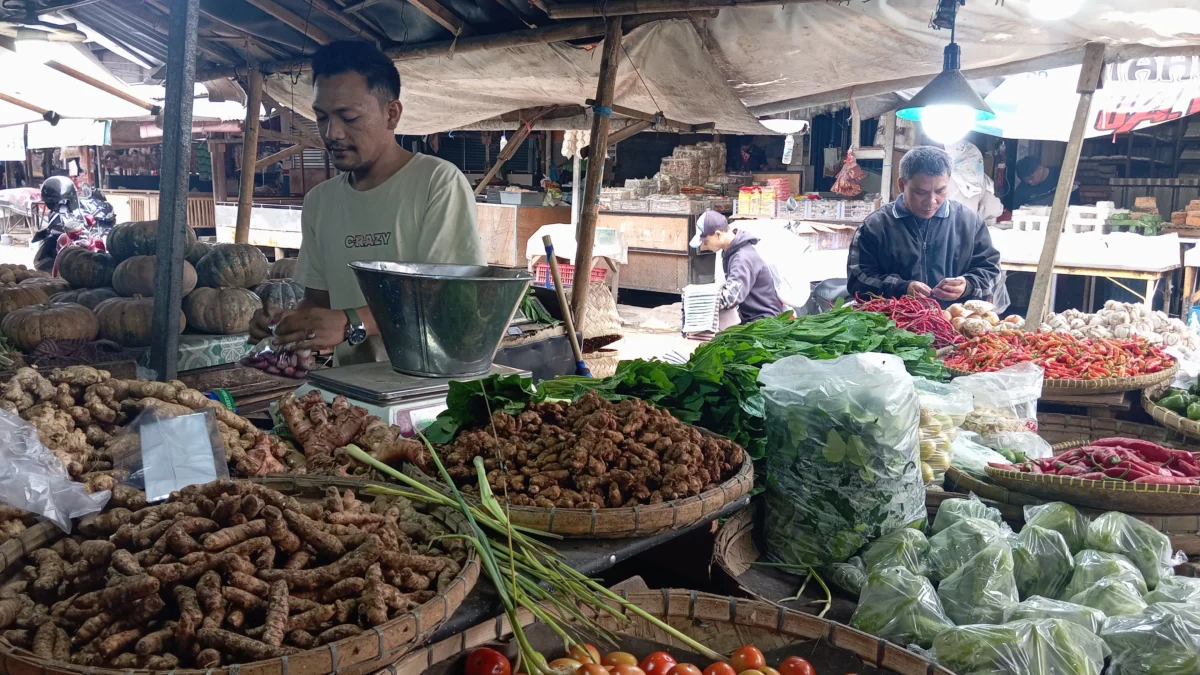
248,41,484,365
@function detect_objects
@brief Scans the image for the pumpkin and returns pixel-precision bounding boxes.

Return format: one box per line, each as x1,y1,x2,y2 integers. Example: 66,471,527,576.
0,302,98,351
0,284,49,322
94,295,185,347
196,243,268,289
269,258,297,280
0,265,47,284
51,287,120,310
183,287,262,335
252,279,304,310
56,248,116,288
112,256,197,297
107,220,198,263
18,277,71,296
187,241,214,266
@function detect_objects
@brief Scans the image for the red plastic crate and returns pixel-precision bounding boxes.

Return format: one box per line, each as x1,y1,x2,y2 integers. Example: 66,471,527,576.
534,261,607,288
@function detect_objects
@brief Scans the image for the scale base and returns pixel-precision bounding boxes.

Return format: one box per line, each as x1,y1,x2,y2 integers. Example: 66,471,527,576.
306,361,529,405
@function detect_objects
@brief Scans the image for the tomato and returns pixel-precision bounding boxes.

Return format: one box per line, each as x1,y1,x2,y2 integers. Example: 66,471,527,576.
578,665,609,675
547,659,583,675
730,647,766,674
465,649,511,675
602,653,639,667
778,657,816,675
611,666,646,675
640,652,677,675
570,645,602,665
667,665,703,675
760,668,781,675
703,663,738,675
738,670,765,675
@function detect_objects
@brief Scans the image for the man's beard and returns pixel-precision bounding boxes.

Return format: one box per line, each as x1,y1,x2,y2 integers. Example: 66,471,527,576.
328,148,368,172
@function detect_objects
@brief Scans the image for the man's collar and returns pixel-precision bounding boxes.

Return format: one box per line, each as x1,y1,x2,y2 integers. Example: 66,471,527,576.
893,194,951,219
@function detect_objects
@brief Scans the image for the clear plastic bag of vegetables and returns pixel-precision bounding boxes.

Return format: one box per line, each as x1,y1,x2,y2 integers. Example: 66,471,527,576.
823,556,867,598
1145,575,1200,605
1061,549,1148,599
927,516,1007,582
932,494,1003,534
1086,511,1182,591
956,362,1053,459
937,541,1019,625
862,527,928,576
1024,502,1089,554
913,377,972,485
950,430,1010,480
1101,602,1200,675
1014,525,1074,600
760,353,924,566
850,565,953,648
933,618,1108,675
1004,596,1106,634
1068,575,1149,617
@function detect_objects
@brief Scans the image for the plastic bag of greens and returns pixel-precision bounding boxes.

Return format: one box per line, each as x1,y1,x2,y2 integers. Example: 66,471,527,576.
932,495,1003,534
1025,502,1089,554
824,556,867,598
937,542,1019,625
913,377,972,485
933,618,1107,675
760,354,924,566
850,565,953,648
1068,576,1148,617
927,517,1006,582
1061,550,1148,599
1145,575,1200,605
1086,511,1180,590
1004,596,1106,634
1101,603,1200,675
950,430,1010,480
862,527,928,576
1014,525,1074,600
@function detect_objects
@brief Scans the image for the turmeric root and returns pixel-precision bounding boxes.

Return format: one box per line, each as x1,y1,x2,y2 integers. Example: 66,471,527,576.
175,585,202,649
285,603,335,632
262,581,288,647
316,624,362,646
264,506,301,553
282,509,344,558
196,648,221,668
361,563,389,626
197,628,298,660
318,577,365,603
203,520,268,551
134,623,175,656
32,620,56,658
259,535,380,589
227,571,270,597
73,575,158,610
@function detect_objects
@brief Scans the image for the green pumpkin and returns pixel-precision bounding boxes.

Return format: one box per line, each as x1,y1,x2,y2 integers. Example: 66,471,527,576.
112,256,197,298
94,295,185,347
56,248,116,288
107,220,197,263
252,279,305,310
51,287,120,310
183,287,262,335
196,243,269,289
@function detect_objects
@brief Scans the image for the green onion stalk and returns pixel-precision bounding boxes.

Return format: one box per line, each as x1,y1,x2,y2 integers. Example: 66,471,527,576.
343,443,725,673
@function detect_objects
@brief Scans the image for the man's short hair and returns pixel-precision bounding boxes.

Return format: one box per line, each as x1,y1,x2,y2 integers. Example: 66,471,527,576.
899,146,953,181
1015,156,1042,182
311,41,401,103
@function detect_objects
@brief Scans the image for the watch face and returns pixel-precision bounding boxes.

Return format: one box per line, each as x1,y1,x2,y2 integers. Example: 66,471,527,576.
348,327,367,346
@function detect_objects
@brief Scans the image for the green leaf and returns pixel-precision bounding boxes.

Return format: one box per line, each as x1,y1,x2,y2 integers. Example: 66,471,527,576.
823,429,847,463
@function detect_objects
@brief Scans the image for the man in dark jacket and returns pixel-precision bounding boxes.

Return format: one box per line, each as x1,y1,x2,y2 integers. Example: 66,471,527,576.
691,211,782,323
847,146,1001,305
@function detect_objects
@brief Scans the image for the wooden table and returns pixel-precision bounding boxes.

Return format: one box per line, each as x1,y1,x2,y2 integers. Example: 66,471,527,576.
1001,260,1179,310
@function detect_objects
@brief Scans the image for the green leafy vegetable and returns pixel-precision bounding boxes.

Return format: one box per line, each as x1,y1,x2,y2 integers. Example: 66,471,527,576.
1061,550,1148,599
1024,502,1090,554
937,542,1019,625
421,374,541,443
1101,602,1200,675
1006,596,1106,634
862,527,929,576
1086,511,1176,591
1014,525,1074,601
850,565,952,649
519,289,560,327
927,517,1007,582
932,496,1003,534
823,556,867,598
1145,575,1200,606
1068,576,1148,617
934,619,1107,675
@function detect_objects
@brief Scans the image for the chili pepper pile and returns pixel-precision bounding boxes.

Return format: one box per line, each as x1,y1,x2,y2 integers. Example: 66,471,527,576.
855,295,963,349
990,437,1200,485
943,331,1172,380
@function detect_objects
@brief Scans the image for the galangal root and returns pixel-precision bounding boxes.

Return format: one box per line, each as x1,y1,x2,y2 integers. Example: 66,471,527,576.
278,391,429,476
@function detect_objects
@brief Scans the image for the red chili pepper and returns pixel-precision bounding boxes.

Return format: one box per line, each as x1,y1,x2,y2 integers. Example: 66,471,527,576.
1056,464,1089,476
988,462,1021,472
1175,457,1200,477
1092,437,1174,462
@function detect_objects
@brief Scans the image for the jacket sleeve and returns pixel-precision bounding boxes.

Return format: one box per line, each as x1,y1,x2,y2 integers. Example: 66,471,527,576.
847,221,909,298
719,249,757,309
961,217,1002,301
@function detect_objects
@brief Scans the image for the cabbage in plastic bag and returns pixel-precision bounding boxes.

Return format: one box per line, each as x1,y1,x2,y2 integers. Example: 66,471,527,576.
937,542,1019,625
862,527,928,576
1024,502,1089,554
1061,550,1148,599
1086,511,1177,591
1101,602,1200,675
932,495,1003,534
1068,576,1149,617
1005,596,1106,634
1145,575,1200,606
927,517,1006,582
1014,525,1074,600
850,565,953,648
950,430,1010,480
934,618,1107,675
824,556,866,598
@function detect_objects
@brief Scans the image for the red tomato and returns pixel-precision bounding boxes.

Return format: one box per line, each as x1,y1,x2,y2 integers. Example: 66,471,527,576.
570,645,602,665
703,663,738,675
640,652,677,675
611,666,646,675
465,649,511,675
578,665,609,675
602,653,639,668
760,668,781,675
730,647,766,674
778,657,816,675
667,665,703,675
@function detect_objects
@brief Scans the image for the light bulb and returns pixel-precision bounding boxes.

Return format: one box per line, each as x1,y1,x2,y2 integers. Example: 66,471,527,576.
921,105,976,144
1030,0,1085,21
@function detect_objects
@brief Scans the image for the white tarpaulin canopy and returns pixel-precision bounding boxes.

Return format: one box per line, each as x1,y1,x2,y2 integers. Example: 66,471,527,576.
0,41,148,128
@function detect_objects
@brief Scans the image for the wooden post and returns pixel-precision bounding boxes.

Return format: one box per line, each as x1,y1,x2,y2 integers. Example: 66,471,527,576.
234,64,263,244
1025,42,1106,328
570,152,581,227
149,0,200,382
209,139,227,201
880,112,896,203
569,16,622,330
473,122,537,196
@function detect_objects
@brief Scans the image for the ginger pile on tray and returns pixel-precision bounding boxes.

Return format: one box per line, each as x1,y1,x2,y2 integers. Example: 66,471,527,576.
277,391,430,476
436,392,745,508
0,480,462,669
0,366,289,482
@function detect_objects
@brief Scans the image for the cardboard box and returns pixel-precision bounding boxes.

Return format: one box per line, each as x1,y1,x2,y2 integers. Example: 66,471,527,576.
1174,211,1188,225
1188,215,1200,226
1135,196,1159,211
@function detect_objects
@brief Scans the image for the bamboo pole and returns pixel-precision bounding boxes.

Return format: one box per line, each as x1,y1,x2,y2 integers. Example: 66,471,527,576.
44,60,161,114
473,123,537,196
255,144,312,172
547,0,819,18
1025,42,1107,328
234,65,263,244
569,17,622,330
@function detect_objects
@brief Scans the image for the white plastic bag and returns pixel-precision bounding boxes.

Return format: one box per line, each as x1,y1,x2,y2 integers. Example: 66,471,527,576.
956,362,1053,459
913,377,973,484
950,430,1010,480
0,410,109,532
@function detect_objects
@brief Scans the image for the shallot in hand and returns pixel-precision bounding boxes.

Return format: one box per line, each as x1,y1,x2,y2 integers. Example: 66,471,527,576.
240,347,316,379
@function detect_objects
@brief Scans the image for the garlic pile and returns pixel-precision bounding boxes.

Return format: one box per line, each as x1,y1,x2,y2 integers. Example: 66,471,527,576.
1038,301,1199,349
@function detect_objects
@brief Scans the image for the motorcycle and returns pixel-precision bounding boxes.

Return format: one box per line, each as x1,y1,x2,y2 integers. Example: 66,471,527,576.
32,177,110,273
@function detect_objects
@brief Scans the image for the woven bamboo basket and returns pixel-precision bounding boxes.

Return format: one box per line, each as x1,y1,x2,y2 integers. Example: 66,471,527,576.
1143,381,1200,442
1036,412,1200,449
984,464,1200,515
0,478,480,675
383,587,952,675
943,360,1178,395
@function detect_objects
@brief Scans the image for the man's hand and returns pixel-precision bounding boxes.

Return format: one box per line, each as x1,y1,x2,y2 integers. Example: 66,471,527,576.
273,307,349,351
906,281,932,297
932,277,967,301
249,306,289,342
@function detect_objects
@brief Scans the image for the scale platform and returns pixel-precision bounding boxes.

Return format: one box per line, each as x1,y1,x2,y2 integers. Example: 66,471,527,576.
307,361,530,405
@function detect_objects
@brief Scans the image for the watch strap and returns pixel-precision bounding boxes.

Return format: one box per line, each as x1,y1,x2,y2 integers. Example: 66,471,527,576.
343,308,365,345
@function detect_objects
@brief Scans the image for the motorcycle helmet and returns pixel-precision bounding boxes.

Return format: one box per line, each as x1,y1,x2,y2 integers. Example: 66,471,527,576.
40,176,78,212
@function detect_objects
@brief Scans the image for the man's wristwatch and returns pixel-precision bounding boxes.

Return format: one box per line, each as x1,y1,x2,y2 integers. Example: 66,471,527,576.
343,308,367,346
